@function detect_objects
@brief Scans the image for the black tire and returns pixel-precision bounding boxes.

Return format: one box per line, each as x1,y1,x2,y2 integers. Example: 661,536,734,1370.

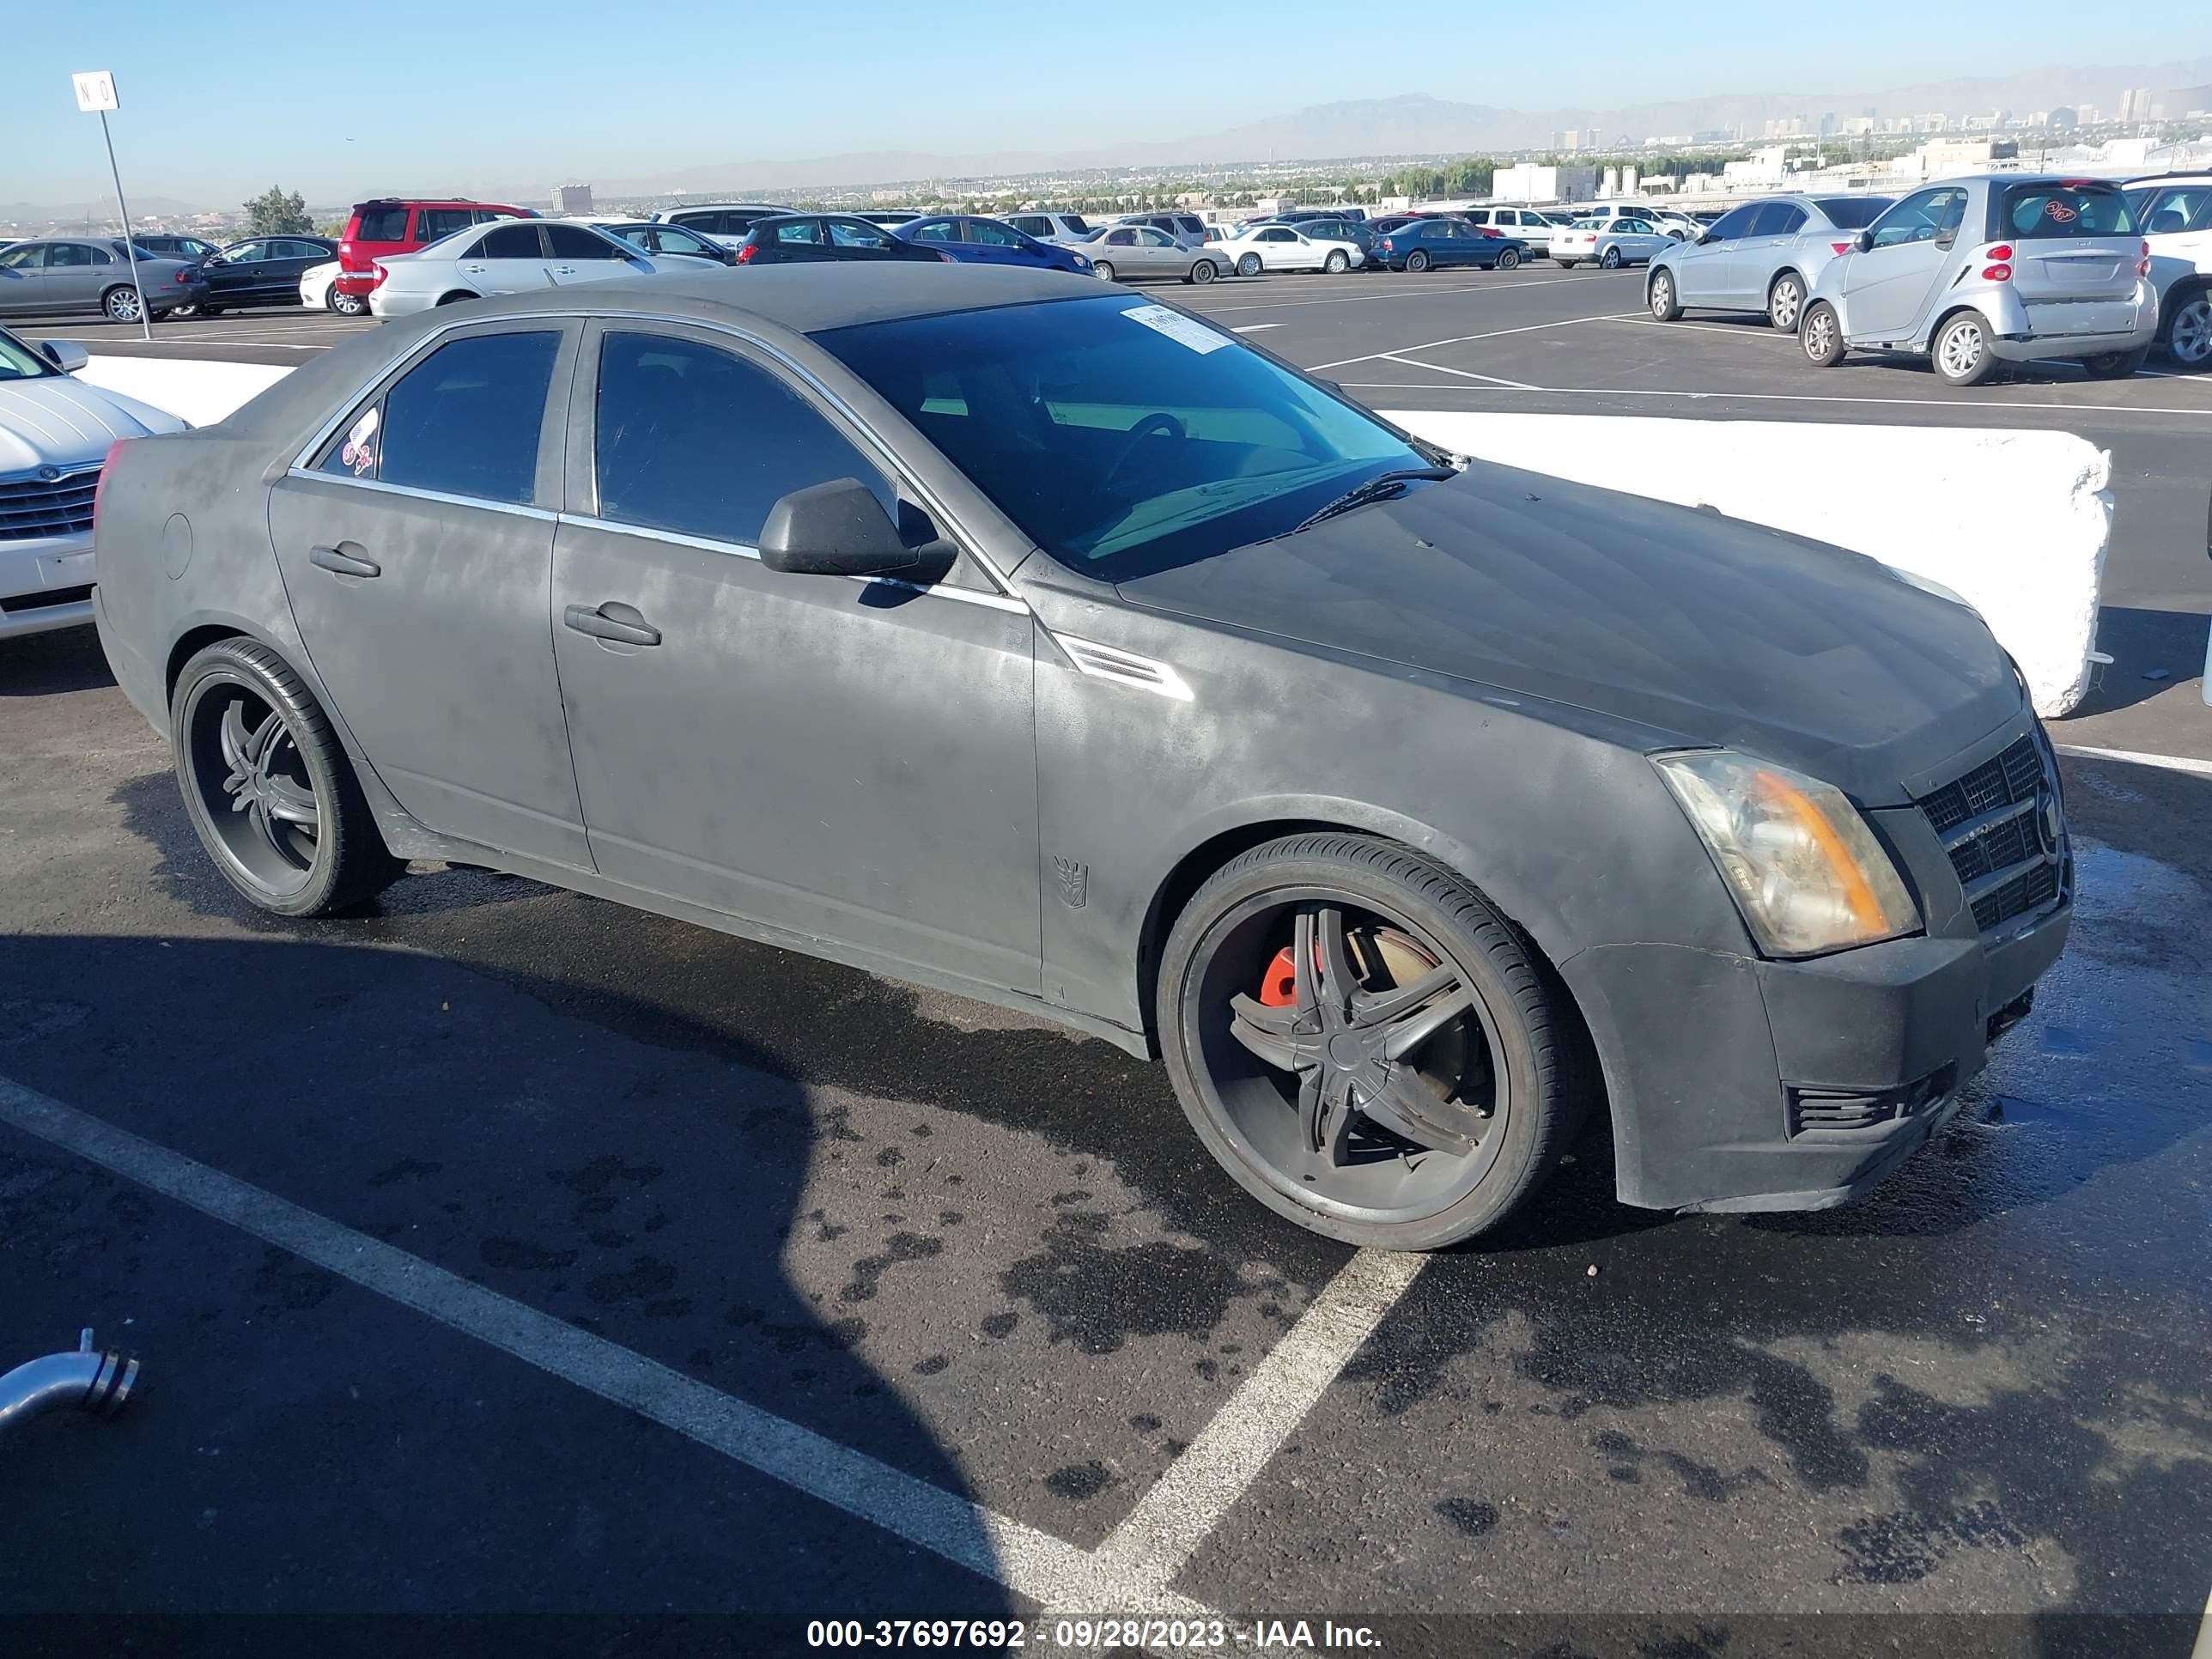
331,288,368,317
1930,310,1996,386
1324,249,1349,274
1554,258,1577,269
1237,252,1262,277
1600,246,1623,269
169,303,201,319
2079,345,2148,380
1092,260,1116,283
1498,247,1521,270
1158,833,1584,1250
171,638,403,917
200,305,225,318
100,284,143,324
1766,271,1804,331
1648,269,1682,321
1800,300,1845,368
2161,284,2210,368
1189,258,1217,285
434,290,477,307
1405,249,1430,272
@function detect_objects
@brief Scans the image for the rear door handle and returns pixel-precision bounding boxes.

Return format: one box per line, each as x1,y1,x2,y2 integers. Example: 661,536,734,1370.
308,544,380,578
563,603,660,647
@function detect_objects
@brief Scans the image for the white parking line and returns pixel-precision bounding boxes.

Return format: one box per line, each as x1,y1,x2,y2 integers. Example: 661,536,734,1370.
1378,352,1537,391
2057,743,2212,779
1190,272,1620,316
0,1072,1216,1619
1231,325,1282,333
1607,315,1793,341
1310,311,1641,371
1332,379,2212,421
1091,1250,1424,1585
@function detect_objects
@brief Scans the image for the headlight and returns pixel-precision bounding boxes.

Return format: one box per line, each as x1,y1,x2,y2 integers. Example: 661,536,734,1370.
1653,750,1918,957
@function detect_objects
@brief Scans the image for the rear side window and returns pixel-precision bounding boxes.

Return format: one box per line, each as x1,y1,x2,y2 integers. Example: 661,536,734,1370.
2136,187,2212,234
1749,203,1808,236
417,209,477,242
592,333,893,545
1007,216,1048,237
544,223,624,259
2002,184,2136,239
1814,197,1890,230
478,224,544,258
354,208,407,242
322,331,561,504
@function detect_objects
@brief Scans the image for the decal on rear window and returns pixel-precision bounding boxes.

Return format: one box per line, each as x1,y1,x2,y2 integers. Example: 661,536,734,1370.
340,406,379,476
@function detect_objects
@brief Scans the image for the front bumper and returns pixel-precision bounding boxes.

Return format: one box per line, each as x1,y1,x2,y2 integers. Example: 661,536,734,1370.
1,527,98,640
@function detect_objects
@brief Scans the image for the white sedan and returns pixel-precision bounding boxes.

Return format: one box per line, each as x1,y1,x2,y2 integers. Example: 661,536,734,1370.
368,220,664,319
1550,214,1675,269
1215,224,1365,276
297,259,368,317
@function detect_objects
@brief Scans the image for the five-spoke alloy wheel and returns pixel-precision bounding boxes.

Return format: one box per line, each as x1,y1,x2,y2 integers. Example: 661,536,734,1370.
1159,834,1582,1249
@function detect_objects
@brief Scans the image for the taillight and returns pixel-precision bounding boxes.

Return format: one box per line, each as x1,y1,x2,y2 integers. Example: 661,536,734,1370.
93,439,130,532
1980,243,2014,282
736,243,757,263
2138,240,2151,277
1987,244,2014,260
369,263,388,288
338,240,352,258
173,268,193,284
1982,264,2012,281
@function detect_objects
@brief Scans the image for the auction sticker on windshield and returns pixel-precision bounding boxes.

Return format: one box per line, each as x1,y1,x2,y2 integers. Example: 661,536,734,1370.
1121,303,1229,354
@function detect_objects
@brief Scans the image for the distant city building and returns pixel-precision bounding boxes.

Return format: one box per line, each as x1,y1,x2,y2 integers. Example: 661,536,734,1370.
2118,87,2154,124
554,184,594,216
1550,129,1598,153
1492,162,1596,204
2047,106,2078,131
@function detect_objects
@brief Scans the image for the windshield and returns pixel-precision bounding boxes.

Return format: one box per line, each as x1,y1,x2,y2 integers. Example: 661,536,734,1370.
815,294,1434,580
0,327,56,381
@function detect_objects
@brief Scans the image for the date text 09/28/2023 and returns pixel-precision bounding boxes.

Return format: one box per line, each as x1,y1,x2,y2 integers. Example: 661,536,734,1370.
805,1618,1383,1649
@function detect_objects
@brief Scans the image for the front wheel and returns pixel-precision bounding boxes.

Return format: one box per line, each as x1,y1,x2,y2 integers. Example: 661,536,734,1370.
1405,250,1430,272
1648,270,1681,321
1188,258,1217,285
1497,247,1521,270
1800,300,1845,367
1237,252,1262,277
1324,250,1349,274
2080,346,2148,380
1766,272,1804,331
1931,311,1996,386
1158,834,1584,1250
1600,246,1623,269
172,638,404,917
1092,260,1116,283
169,303,201,319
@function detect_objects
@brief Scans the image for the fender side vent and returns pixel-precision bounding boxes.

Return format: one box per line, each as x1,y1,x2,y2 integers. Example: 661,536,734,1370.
1054,635,1194,702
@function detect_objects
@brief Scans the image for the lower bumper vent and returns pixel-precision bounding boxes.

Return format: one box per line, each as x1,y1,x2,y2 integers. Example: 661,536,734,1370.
1788,1065,1956,1138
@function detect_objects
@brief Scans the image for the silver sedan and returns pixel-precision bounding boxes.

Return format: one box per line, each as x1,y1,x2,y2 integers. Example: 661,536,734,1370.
1079,223,1230,284
1645,195,1895,330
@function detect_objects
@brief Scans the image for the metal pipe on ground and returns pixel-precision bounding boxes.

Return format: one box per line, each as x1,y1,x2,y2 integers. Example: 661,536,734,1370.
0,1329,138,1441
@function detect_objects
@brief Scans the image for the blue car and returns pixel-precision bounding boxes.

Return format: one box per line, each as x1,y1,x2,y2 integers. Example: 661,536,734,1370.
1374,217,1529,272
896,215,1094,276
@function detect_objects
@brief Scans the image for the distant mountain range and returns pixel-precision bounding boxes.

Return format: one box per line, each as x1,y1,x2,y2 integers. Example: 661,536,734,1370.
9,54,2210,221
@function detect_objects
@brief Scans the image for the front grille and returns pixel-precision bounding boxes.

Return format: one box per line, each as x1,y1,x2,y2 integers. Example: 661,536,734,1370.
1915,732,2068,934
0,467,100,542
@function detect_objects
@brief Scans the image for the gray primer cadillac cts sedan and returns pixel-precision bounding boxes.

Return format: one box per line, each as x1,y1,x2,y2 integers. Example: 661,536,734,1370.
93,264,2070,1249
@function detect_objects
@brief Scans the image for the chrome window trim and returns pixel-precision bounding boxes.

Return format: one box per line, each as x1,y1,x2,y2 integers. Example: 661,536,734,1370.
554,512,1029,615
285,306,1024,603
281,468,559,522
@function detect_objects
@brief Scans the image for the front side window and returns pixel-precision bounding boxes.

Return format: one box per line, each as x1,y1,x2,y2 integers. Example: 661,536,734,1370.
909,221,956,243
225,241,270,263
828,220,891,249
2002,183,2135,239
319,331,561,504
816,294,1434,579
1868,188,1966,250
545,223,624,259
1702,205,1758,242
0,245,47,270
1138,228,1175,247
592,332,893,545
477,224,544,259
0,327,58,380
1814,196,1891,231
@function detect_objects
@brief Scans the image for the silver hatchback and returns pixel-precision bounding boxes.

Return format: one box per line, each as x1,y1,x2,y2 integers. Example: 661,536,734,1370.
1798,176,2156,386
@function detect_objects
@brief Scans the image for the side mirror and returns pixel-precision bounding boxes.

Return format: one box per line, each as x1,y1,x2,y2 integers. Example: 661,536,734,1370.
1853,228,1875,254
759,477,926,579
40,339,89,374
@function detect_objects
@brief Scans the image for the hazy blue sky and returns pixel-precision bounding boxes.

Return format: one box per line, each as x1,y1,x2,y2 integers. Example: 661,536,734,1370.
7,2,2207,205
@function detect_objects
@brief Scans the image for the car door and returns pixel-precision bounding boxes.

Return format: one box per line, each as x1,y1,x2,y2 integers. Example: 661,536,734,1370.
1671,203,1756,302
0,243,50,315
1130,225,1183,275
1734,201,1806,294
1840,185,1967,342
261,240,321,302
46,243,115,313
543,222,637,285
1263,228,1310,270
967,218,1044,267
267,321,589,866
823,218,903,263
458,222,555,294
549,322,1042,990
207,240,269,306
1095,227,1141,274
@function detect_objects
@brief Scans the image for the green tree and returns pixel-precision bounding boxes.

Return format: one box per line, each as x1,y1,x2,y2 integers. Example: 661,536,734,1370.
244,186,312,236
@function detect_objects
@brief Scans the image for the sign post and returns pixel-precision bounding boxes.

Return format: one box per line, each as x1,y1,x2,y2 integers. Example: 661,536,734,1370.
70,70,151,343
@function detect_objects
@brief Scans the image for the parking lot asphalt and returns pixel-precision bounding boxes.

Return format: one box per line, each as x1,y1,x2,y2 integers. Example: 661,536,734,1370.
5,272,2211,1655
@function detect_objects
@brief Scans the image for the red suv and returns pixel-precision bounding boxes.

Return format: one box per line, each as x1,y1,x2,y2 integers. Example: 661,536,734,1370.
334,198,538,301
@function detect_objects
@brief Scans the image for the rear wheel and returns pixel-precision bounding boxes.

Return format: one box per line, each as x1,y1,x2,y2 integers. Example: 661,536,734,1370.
1405,250,1430,272
1600,245,1624,269
2162,286,2210,368
1237,252,1262,277
1497,247,1521,270
1766,271,1804,331
101,284,144,324
434,290,477,307
1158,834,1583,1250
2080,346,2148,380
1931,311,1996,386
1648,269,1681,321
1800,301,1844,367
171,638,404,918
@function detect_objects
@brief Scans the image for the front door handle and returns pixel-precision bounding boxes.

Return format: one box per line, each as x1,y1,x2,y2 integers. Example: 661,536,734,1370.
308,544,380,578
563,602,661,647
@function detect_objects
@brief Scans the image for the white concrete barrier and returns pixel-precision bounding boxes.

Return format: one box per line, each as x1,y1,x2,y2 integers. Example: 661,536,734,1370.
1386,410,2112,719
75,361,2114,718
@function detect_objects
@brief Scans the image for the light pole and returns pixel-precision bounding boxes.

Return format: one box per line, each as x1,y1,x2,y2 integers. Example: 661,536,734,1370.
70,70,151,342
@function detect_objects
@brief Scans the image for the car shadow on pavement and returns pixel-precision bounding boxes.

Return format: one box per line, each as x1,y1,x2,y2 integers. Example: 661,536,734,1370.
2064,605,2210,716
0,626,116,698
0,927,1019,1631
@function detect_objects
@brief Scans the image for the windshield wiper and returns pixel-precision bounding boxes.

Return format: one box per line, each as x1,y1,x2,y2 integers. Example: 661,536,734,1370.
1288,465,1457,535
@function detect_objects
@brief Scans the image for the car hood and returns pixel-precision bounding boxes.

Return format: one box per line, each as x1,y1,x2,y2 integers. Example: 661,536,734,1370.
1114,463,2021,803
0,374,186,472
